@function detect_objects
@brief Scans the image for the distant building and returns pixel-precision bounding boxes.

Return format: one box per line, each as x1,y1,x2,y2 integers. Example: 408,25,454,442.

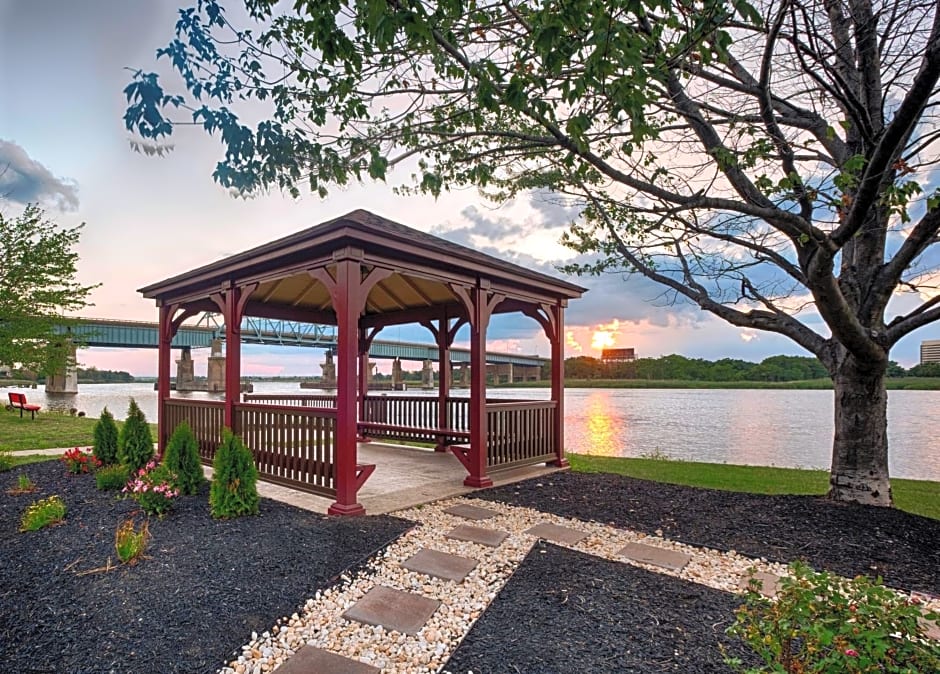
601,347,636,363
921,340,940,364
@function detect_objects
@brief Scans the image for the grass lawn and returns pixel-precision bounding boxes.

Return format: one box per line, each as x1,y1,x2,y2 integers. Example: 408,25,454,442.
2,453,60,469
0,411,156,452
569,453,940,521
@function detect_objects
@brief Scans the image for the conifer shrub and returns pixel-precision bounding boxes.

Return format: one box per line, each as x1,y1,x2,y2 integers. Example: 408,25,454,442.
119,399,153,472
92,407,119,465
210,429,259,519
163,421,205,495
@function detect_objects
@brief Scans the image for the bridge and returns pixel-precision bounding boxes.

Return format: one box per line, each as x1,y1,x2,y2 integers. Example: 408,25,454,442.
57,317,547,367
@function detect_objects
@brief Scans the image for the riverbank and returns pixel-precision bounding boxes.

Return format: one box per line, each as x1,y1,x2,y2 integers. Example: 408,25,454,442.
499,377,940,390
0,412,156,452
569,454,940,521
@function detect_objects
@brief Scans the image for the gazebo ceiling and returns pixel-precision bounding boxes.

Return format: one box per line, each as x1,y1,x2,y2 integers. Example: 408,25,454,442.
249,269,461,318
139,209,586,323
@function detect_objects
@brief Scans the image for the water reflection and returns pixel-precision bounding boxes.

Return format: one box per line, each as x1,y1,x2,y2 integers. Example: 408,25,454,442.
582,392,623,457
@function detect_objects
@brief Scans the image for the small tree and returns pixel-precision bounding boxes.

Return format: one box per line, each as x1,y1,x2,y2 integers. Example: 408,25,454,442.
119,398,153,472
163,421,205,495
210,429,258,518
0,205,98,375
92,407,119,466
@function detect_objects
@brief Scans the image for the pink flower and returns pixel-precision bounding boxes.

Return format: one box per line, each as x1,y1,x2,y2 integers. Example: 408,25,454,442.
844,649,859,657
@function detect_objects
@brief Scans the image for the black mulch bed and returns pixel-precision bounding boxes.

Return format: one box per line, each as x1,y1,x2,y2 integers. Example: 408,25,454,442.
0,461,411,674
445,541,758,673
476,471,940,595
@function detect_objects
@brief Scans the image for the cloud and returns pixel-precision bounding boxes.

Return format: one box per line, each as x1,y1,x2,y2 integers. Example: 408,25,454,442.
0,140,79,210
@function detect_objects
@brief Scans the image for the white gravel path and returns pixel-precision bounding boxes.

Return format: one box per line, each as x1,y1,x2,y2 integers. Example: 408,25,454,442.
217,496,940,674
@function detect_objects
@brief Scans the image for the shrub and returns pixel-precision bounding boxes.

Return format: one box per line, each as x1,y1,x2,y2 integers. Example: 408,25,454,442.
114,518,150,565
20,495,66,532
60,447,101,474
95,464,130,491
93,407,119,465
123,461,180,518
726,561,940,673
119,399,153,472
210,429,259,519
163,422,205,495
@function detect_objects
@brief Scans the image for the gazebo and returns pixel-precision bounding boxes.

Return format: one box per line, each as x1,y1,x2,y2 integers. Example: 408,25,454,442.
139,210,586,515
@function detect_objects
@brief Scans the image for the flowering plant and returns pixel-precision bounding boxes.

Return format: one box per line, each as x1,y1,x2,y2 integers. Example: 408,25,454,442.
725,561,940,673
122,460,180,517
60,447,101,474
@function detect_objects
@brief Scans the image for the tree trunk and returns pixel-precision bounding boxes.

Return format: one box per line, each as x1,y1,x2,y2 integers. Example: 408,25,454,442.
828,356,892,506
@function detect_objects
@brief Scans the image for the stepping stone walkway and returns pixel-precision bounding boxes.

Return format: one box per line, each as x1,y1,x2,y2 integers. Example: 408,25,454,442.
222,496,940,674
402,549,478,582
274,645,380,674
445,523,508,547
738,570,783,597
342,585,441,635
617,541,693,571
443,504,497,520
524,522,589,545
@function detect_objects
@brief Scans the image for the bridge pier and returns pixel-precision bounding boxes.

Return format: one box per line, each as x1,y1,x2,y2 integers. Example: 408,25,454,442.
45,342,78,394
391,357,403,389
421,359,434,387
175,346,196,390
321,350,336,386
207,339,225,392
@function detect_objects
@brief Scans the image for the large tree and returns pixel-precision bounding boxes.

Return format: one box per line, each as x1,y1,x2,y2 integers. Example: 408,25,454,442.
0,204,97,376
124,0,940,506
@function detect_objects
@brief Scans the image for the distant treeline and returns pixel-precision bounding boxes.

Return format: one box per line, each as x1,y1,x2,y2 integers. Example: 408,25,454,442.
76,367,135,383
563,355,939,382
3,367,135,384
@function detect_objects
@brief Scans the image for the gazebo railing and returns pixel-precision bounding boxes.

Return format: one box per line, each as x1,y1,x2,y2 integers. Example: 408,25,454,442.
164,398,225,461
242,393,336,408
164,393,556,494
233,402,336,497
486,400,557,470
162,398,337,498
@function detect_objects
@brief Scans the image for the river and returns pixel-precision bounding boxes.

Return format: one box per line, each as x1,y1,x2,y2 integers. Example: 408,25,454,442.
16,382,940,481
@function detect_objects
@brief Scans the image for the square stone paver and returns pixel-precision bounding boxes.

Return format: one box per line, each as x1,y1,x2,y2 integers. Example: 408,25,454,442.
275,645,380,674
523,523,589,546
739,571,783,598
919,617,940,641
617,542,692,571
445,524,509,548
444,504,498,521
342,585,440,635
402,548,479,582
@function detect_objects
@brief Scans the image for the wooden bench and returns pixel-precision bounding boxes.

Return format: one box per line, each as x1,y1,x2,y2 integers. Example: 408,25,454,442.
7,392,41,419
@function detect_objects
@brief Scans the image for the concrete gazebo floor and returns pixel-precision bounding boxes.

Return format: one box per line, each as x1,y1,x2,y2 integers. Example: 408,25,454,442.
206,442,564,515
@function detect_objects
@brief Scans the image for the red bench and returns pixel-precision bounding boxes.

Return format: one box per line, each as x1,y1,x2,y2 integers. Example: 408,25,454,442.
7,392,41,419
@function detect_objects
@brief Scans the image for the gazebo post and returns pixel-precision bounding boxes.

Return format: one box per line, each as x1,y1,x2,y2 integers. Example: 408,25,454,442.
463,283,502,488
157,304,172,452
435,316,452,452
331,258,365,515
223,288,241,430
314,257,390,515
357,326,382,440
550,302,569,467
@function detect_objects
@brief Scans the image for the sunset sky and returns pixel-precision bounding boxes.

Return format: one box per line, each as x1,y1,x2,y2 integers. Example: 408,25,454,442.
2,0,936,376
